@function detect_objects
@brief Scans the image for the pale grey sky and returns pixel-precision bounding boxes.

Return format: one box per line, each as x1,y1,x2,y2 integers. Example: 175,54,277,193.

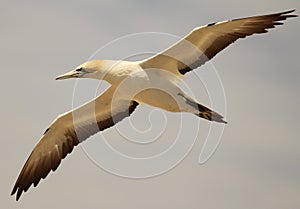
1,0,300,208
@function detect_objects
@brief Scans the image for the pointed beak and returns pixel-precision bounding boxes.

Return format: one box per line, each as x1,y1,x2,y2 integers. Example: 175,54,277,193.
55,70,80,80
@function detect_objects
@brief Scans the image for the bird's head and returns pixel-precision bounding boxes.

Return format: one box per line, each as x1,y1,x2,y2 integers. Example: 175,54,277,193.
56,60,110,80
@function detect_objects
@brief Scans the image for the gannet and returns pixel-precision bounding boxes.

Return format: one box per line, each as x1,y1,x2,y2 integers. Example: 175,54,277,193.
11,10,296,200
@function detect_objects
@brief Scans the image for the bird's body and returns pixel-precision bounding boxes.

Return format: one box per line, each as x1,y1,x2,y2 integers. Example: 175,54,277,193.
73,59,223,117
11,10,297,200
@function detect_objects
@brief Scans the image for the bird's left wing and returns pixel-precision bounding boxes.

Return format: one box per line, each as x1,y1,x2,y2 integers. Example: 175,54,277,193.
11,87,139,200
139,10,296,76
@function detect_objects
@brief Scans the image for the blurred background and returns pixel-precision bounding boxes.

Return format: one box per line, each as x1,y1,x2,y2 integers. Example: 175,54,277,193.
1,0,299,208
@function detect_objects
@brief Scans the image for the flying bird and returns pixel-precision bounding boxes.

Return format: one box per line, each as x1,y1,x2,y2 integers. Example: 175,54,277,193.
11,10,297,200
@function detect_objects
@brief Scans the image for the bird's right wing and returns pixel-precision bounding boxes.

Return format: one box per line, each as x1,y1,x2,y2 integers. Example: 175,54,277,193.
139,10,296,76
11,87,139,200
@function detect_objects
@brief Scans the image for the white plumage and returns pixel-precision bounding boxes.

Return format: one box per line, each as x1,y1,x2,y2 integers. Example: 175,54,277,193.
11,10,296,200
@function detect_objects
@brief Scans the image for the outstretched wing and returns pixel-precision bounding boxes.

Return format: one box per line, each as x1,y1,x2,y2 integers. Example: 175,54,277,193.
11,87,139,200
140,10,296,75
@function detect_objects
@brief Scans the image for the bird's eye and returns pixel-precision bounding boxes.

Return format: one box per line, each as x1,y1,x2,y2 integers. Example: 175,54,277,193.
75,67,89,73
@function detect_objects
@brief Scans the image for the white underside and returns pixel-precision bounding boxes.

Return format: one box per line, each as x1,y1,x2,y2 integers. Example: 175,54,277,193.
108,62,200,114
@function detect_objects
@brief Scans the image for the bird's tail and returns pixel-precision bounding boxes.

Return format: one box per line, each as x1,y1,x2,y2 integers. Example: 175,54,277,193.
196,103,227,124
178,92,227,123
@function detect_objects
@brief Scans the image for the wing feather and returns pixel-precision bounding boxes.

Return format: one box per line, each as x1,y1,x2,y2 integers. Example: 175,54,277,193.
11,87,139,200
140,10,297,75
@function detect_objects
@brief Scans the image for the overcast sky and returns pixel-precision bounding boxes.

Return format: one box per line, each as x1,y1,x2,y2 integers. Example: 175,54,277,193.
1,1,300,209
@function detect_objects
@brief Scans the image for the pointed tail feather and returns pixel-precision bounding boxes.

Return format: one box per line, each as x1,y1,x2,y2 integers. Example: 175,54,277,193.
178,92,227,123
197,103,227,124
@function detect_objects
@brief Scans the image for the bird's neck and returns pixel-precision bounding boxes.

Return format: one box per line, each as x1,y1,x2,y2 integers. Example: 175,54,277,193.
98,60,139,85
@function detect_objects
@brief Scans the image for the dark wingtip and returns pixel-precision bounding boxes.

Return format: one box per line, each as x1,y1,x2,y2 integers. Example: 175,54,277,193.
11,186,17,196
16,190,22,201
11,186,22,201
280,9,298,17
281,9,295,14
